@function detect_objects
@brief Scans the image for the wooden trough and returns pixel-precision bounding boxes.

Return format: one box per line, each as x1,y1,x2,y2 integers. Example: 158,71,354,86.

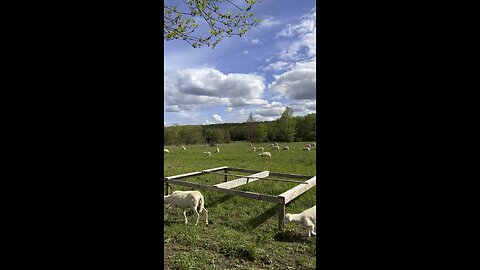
164,166,316,229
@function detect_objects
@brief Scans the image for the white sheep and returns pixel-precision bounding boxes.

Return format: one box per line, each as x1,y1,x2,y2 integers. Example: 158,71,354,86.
164,190,208,225
300,147,311,151
283,205,316,237
181,145,187,150
258,152,271,157
216,148,220,153
203,151,212,156
282,146,289,151
164,148,170,153
256,147,264,152
253,146,256,152
249,143,253,146
272,145,280,150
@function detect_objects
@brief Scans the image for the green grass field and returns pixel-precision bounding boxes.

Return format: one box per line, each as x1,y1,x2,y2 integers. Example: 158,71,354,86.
164,141,317,269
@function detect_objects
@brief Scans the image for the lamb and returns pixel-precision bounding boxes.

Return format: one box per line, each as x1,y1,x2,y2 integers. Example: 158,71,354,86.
216,148,220,153
258,152,271,157
282,146,289,151
300,147,311,151
283,205,316,237
164,190,208,225
272,145,280,150
164,148,170,153
203,151,212,156
256,147,264,152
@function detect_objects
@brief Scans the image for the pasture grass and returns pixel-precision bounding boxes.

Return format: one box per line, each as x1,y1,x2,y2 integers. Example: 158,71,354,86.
164,141,317,269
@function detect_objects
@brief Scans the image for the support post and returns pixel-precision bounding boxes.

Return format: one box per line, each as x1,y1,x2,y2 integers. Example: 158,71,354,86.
224,168,228,182
278,203,285,230
166,183,171,195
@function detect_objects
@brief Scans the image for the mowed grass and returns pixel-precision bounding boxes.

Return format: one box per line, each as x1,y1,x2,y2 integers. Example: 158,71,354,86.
164,141,317,270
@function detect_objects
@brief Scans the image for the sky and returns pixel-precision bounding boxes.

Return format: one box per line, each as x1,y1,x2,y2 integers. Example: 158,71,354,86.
164,0,316,126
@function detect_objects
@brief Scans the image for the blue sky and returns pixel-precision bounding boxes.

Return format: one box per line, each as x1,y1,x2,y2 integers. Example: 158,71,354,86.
164,0,316,126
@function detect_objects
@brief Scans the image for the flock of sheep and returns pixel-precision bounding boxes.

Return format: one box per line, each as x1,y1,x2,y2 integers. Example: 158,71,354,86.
164,190,316,237
164,142,316,159
251,141,316,158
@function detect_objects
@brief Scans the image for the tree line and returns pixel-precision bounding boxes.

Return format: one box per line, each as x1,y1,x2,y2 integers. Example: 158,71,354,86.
164,107,316,146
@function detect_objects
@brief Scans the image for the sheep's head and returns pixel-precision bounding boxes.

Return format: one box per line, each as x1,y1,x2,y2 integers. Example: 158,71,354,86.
164,195,171,204
283,214,293,223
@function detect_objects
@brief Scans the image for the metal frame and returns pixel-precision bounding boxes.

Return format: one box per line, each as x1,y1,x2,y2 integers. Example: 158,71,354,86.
164,166,316,229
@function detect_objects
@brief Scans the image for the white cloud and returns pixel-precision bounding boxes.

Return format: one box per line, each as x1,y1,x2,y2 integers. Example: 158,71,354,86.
259,16,281,28
164,68,267,112
250,101,286,119
251,38,262,45
213,114,223,122
262,61,292,71
269,60,316,100
276,8,316,61
226,107,233,112
242,50,249,54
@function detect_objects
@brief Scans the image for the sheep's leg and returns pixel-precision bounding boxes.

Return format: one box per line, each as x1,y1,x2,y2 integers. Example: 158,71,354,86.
307,224,315,237
193,207,200,226
183,210,188,224
203,208,209,225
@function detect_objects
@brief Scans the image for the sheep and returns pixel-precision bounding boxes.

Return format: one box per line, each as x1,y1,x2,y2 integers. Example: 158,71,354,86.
282,146,289,151
272,145,280,150
164,148,170,153
256,147,264,152
283,205,316,237
164,190,208,225
258,152,271,157
253,146,256,152
181,145,187,150
216,148,220,153
249,143,253,146
300,147,311,151
203,151,212,156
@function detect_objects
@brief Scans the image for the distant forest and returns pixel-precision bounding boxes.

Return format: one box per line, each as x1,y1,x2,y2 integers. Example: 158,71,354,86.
164,107,316,145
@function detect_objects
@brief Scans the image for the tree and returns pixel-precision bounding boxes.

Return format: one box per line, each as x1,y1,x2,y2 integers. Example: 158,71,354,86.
245,112,256,143
275,107,296,142
164,0,261,48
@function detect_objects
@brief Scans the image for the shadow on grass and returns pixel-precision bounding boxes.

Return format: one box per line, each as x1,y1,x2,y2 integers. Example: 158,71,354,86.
241,205,278,231
273,229,314,243
206,194,234,208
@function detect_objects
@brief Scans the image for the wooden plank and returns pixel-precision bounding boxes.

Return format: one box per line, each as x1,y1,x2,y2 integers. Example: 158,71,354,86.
166,179,282,203
269,171,312,180
165,166,228,180
213,171,270,189
228,167,262,174
278,176,316,204
201,166,229,173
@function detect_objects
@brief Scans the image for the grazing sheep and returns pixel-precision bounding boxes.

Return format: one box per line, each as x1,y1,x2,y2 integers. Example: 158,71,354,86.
258,152,272,157
181,145,187,150
216,148,220,153
282,146,289,151
283,205,316,237
312,142,316,147
164,148,170,153
164,190,208,225
272,145,280,150
256,147,264,152
203,151,212,156
300,147,311,151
